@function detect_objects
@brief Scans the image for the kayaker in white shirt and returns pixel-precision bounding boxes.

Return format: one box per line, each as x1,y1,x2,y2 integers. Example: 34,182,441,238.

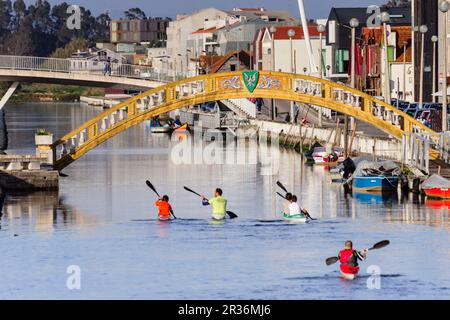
288,195,302,216
283,193,293,215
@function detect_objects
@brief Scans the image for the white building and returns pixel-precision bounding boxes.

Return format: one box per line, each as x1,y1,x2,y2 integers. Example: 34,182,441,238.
168,7,296,77
166,8,231,77
69,48,125,72
256,25,331,76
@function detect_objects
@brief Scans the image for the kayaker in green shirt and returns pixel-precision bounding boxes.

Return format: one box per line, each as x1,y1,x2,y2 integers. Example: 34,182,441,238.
202,188,228,220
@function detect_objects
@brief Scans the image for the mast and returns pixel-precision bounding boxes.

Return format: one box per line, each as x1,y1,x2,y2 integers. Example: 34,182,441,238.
297,0,318,74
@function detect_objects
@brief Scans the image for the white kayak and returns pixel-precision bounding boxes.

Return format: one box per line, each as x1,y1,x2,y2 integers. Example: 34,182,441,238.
340,271,358,280
283,213,307,223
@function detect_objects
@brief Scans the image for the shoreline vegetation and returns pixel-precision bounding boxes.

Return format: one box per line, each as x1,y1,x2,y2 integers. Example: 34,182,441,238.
0,83,104,102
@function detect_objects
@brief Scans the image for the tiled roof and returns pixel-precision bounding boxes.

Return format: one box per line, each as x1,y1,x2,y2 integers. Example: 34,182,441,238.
271,25,325,40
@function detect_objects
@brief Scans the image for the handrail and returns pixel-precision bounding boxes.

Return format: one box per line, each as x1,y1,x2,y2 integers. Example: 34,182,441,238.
48,71,442,170
0,54,177,82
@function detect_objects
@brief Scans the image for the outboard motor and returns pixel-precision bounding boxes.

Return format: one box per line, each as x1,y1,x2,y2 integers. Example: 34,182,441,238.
0,109,8,153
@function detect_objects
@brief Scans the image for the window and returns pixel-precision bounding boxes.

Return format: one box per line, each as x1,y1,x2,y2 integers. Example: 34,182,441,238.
230,64,236,71
334,49,349,73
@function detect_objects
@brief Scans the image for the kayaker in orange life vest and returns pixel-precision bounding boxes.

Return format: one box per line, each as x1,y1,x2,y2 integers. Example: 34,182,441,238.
155,195,174,220
339,241,368,275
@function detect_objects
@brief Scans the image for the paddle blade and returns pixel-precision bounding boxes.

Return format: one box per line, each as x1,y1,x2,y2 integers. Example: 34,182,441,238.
326,256,339,266
184,186,202,197
146,180,160,197
226,211,238,219
370,240,390,250
276,181,288,193
276,192,287,200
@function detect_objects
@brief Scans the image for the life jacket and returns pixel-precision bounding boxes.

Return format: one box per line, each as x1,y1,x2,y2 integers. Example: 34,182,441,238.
155,200,171,219
339,249,359,274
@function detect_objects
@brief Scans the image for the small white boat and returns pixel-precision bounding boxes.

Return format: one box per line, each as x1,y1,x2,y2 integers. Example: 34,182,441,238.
312,147,345,165
150,125,173,133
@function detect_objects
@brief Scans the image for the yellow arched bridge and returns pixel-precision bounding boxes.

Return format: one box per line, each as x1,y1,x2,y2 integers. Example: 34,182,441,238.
51,71,438,171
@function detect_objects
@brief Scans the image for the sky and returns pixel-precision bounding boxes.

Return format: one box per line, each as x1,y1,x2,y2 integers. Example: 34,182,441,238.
24,0,386,19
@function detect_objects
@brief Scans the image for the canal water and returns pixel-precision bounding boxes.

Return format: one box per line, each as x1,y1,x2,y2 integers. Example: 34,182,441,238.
1,102,449,300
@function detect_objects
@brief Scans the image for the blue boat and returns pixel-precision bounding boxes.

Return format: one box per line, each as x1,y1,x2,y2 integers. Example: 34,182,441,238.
351,160,401,193
353,175,399,193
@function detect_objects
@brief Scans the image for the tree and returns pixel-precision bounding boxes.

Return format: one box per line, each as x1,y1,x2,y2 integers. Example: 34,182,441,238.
124,8,147,20
51,37,88,58
94,13,111,42
6,15,35,55
382,0,411,8
0,0,12,53
11,0,26,32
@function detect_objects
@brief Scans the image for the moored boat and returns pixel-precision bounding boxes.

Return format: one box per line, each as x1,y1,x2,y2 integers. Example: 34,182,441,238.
353,176,399,193
303,142,323,162
150,125,173,133
422,174,450,199
351,160,401,193
312,146,345,165
174,123,189,132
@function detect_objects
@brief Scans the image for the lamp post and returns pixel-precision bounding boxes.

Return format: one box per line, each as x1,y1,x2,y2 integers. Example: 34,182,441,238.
288,29,296,73
439,0,449,131
402,41,408,101
237,27,242,70
343,18,360,157
381,12,391,104
349,18,359,89
288,28,296,123
269,26,277,120
317,24,326,127
432,35,439,103
419,24,428,108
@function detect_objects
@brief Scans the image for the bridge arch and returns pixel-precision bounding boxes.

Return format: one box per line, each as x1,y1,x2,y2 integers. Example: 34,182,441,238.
51,71,436,170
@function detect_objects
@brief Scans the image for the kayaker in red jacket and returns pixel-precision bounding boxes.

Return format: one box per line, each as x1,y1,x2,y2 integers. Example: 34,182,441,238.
339,241,368,275
155,195,173,221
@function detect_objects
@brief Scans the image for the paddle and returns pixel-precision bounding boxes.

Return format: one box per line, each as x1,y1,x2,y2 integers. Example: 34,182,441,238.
184,186,238,219
277,192,287,200
276,181,288,194
276,181,316,220
146,180,177,219
325,240,390,266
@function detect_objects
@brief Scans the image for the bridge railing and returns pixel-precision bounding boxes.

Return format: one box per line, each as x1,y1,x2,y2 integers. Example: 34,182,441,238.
0,55,176,82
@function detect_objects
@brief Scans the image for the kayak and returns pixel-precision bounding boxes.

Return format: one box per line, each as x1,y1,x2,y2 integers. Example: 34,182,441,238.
282,212,307,223
340,265,359,280
340,271,358,280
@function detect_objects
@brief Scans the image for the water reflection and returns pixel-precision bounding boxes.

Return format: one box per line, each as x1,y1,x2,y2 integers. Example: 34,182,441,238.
352,191,399,205
2,102,449,232
0,190,97,232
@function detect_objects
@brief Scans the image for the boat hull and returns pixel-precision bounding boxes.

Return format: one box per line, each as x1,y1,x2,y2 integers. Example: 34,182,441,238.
150,126,172,133
340,271,358,280
283,213,307,223
423,187,450,199
353,176,399,193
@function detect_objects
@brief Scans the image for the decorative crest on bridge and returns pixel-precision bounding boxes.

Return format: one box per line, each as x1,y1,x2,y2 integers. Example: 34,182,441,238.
242,71,259,93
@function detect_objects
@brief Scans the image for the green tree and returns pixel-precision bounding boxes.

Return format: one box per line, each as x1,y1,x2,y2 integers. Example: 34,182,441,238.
0,0,12,53
11,0,26,31
6,15,35,55
124,8,147,20
51,37,88,58
94,13,111,42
